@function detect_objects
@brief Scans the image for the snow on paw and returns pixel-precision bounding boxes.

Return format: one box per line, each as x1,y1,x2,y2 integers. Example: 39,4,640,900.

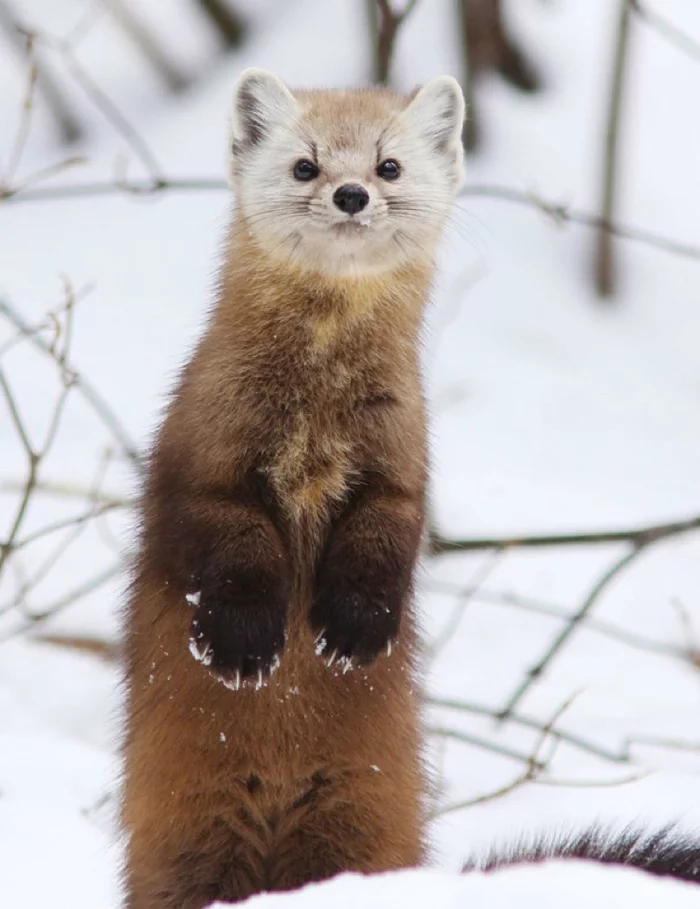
188,597,285,688
310,586,399,667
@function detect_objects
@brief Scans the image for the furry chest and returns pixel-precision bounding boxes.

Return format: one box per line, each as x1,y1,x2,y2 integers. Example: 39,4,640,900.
264,414,355,527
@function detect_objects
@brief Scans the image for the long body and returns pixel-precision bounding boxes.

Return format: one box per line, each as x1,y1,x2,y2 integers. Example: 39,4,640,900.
121,69,466,908
122,232,429,907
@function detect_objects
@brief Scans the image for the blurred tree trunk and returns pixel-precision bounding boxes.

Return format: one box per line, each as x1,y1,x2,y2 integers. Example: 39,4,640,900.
105,0,190,93
456,0,541,150
0,0,82,144
366,0,419,85
595,0,632,299
195,0,246,49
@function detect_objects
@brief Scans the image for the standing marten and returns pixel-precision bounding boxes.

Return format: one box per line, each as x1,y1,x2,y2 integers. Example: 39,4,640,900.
120,69,700,909
121,69,466,908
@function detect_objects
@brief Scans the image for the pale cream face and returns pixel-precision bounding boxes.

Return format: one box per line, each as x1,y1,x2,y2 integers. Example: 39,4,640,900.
228,70,465,277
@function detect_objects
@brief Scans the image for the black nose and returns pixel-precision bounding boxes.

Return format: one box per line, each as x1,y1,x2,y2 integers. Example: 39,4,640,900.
333,183,369,215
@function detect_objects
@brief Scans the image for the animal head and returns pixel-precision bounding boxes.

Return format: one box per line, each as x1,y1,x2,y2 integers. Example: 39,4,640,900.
228,69,465,278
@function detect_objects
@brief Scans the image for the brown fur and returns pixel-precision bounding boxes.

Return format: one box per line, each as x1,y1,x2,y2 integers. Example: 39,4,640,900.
121,207,433,906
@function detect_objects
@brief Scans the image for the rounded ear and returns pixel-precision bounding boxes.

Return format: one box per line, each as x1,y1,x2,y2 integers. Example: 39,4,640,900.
403,76,465,185
230,68,298,153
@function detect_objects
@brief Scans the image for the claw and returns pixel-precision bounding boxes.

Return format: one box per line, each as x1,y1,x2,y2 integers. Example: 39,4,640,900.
386,639,392,658
326,649,338,668
189,636,211,665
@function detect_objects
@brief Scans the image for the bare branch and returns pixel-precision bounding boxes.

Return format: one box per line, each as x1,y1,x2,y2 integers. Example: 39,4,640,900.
428,550,502,660
0,0,82,143
24,28,164,182
426,579,685,661
498,546,642,720
458,184,700,262
2,40,38,187
0,564,122,642
628,0,700,64
6,176,700,270
427,724,548,767
429,513,700,555
434,695,574,816
30,632,118,662
428,695,630,764
0,367,39,575
104,0,190,93
0,175,226,203
370,0,420,84
0,298,142,469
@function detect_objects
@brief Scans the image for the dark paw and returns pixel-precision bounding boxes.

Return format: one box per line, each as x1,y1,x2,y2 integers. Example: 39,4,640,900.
188,590,286,689
310,586,399,668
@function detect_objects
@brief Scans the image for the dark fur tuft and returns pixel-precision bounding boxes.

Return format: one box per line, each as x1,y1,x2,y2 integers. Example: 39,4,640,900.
464,825,700,884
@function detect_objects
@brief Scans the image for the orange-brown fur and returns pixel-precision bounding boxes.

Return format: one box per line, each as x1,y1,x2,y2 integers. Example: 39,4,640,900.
122,233,430,908
121,74,464,909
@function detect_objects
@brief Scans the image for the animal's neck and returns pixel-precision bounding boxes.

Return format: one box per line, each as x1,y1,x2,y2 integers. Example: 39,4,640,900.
216,217,432,357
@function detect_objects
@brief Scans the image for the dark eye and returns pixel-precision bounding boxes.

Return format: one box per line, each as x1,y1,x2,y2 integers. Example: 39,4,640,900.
377,159,401,181
293,159,319,181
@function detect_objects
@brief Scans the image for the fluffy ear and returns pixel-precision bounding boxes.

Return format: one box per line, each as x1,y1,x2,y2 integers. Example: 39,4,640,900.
403,76,465,182
230,68,298,153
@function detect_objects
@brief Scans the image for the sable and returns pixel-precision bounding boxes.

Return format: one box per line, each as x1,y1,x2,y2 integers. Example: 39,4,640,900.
121,69,465,908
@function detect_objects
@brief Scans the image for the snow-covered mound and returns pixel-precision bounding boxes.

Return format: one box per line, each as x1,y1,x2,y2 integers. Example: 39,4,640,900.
207,863,700,908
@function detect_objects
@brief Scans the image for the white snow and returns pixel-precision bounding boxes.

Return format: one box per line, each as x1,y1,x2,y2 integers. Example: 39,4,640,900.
206,862,700,909
2,1,700,907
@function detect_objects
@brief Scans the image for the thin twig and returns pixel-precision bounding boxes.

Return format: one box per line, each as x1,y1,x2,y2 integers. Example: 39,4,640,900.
6,177,700,268
26,28,164,183
2,41,38,188
0,479,130,507
30,632,118,661
458,184,700,262
0,2,82,143
428,695,629,764
434,696,575,816
0,176,226,202
0,298,142,468
628,0,700,65
0,563,122,642
428,550,502,659
624,733,700,755
429,513,700,555
535,769,651,789
498,546,641,720
0,368,39,575
427,725,548,767
5,520,88,617
10,501,123,552
425,579,684,661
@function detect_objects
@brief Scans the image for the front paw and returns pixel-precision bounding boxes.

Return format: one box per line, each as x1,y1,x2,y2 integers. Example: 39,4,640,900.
310,585,399,667
188,586,286,689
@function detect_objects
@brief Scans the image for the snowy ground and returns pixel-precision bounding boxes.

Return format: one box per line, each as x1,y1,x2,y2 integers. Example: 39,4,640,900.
1,1,700,907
